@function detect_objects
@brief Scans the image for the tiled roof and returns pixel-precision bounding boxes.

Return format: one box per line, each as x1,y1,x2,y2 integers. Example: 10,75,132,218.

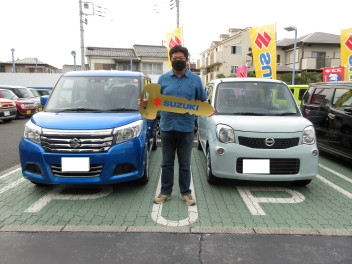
133,45,168,58
85,47,135,57
277,32,340,47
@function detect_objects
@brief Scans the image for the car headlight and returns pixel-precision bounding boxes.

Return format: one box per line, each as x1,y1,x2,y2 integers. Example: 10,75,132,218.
113,120,143,145
302,126,315,144
216,124,235,143
24,120,42,145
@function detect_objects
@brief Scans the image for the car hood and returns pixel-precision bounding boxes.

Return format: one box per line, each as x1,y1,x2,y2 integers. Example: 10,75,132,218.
31,112,142,130
211,115,313,133
15,98,36,104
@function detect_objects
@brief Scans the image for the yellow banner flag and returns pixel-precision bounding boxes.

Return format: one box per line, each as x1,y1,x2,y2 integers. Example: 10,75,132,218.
249,24,277,79
341,28,352,81
166,27,183,70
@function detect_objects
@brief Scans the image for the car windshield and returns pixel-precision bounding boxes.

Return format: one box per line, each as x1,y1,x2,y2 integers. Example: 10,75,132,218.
17,88,36,98
30,89,40,97
214,81,299,116
0,90,18,100
45,76,142,112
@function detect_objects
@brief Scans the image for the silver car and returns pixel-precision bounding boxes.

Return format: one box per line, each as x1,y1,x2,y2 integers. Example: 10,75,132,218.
197,78,319,186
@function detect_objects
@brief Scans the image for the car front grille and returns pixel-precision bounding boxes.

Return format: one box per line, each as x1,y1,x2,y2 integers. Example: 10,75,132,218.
238,136,299,149
41,128,114,153
2,104,15,109
236,158,300,174
50,164,103,177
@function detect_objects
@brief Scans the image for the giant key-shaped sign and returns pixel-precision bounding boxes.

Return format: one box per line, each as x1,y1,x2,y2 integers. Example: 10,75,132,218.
139,83,213,119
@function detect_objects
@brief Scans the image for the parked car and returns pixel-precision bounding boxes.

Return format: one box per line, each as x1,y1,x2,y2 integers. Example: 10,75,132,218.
19,70,157,185
300,81,352,161
288,85,308,106
0,98,17,122
197,78,318,186
0,88,36,118
0,85,43,112
35,89,52,96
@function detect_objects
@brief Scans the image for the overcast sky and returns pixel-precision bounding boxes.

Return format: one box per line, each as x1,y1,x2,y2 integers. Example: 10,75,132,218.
1,0,351,69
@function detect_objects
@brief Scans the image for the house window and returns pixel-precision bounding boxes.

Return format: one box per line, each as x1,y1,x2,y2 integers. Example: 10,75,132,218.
142,63,163,75
117,62,138,71
277,54,281,64
231,46,242,54
231,66,238,74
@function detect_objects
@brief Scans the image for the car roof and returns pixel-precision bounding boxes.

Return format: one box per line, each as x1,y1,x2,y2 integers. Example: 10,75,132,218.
309,81,352,87
63,70,146,78
210,77,285,85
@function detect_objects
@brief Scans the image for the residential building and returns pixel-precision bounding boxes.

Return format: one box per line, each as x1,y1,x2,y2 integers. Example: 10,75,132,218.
276,32,340,71
199,29,341,84
0,57,58,73
199,28,252,84
85,45,169,83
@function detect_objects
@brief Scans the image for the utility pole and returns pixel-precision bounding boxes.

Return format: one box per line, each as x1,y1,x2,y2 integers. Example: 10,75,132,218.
176,0,179,28
79,0,86,70
78,0,106,71
170,0,180,28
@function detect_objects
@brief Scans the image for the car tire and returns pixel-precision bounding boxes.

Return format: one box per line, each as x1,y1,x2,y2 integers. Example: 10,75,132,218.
135,149,149,185
292,179,311,186
197,134,202,150
152,130,157,151
206,148,219,184
15,110,21,119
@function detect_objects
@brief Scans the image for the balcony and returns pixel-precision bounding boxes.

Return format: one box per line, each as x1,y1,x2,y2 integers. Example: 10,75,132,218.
301,57,340,70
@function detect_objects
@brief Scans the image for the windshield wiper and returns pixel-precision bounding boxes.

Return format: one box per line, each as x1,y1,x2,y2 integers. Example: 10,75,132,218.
57,108,104,113
106,108,138,112
233,112,264,116
276,112,297,116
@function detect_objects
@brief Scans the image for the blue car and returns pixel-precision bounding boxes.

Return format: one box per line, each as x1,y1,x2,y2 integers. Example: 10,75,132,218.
19,70,157,185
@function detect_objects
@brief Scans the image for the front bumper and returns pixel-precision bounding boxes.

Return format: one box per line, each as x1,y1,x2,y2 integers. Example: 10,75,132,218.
19,137,147,185
0,108,16,120
208,132,319,182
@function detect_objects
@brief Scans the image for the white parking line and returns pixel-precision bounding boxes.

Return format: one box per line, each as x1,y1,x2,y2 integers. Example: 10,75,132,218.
0,167,21,180
0,178,26,195
151,170,198,226
317,174,352,199
319,164,352,184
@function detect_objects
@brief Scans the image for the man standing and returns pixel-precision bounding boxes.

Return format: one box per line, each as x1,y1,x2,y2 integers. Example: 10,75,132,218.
154,45,211,206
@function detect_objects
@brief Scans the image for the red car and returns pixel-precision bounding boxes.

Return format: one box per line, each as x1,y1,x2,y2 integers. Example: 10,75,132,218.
0,89,36,118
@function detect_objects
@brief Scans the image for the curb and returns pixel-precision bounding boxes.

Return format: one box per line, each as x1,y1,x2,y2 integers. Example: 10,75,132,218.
1,225,351,237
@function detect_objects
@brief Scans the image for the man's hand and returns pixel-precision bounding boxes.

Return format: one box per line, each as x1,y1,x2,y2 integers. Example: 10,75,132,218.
137,98,148,108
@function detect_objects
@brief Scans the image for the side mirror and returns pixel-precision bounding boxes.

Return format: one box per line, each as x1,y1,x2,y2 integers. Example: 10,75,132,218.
40,95,49,106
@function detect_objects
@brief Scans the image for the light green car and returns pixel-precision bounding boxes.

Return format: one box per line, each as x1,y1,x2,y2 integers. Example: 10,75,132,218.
197,78,318,186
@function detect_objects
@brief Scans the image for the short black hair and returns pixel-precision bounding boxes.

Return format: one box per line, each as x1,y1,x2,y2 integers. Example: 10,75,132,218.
169,45,189,60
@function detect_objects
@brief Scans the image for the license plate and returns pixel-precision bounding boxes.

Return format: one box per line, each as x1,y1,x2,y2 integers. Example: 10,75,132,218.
38,107,42,111
4,111,10,116
243,159,270,174
26,110,31,114
61,157,90,172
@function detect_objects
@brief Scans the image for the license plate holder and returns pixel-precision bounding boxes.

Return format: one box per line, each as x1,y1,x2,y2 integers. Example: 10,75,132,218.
243,159,270,174
61,157,90,172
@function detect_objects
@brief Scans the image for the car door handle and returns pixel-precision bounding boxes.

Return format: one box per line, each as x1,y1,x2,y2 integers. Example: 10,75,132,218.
328,113,335,119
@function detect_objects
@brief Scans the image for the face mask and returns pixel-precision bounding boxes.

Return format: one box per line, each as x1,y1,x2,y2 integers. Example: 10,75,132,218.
172,60,186,71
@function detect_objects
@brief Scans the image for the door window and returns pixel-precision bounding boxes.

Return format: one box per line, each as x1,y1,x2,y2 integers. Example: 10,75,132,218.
332,88,352,110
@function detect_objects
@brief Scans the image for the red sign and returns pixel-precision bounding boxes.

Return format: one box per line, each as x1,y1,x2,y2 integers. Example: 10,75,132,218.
323,67,345,82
